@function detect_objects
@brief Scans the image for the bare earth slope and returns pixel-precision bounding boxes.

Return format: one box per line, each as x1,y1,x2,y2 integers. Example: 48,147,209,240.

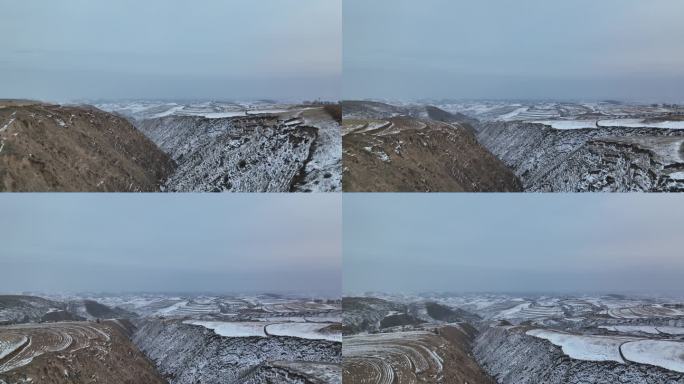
0,101,174,191
0,320,165,384
342,101,522,192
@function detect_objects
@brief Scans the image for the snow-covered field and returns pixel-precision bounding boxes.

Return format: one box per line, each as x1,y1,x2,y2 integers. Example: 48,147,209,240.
266,323,341,342
184,321,268,337
621,340,684,373
184,320,341,342
526,329,632,363
533,119,684,130
528,328,684,373
94,101,294,121
600,325,684,336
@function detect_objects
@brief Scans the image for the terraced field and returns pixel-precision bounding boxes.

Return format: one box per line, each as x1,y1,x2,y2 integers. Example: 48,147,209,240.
261,300,339,314
343,331,446,384
343,326,494,384
607,305,684,319
0,321,164,383
506,304,565,321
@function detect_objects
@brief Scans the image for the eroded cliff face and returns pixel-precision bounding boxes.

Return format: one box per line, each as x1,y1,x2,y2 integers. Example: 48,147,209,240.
240,361,341,384
473,326,683,384
133,319,341,384
476,122,684,192
137,115,318,192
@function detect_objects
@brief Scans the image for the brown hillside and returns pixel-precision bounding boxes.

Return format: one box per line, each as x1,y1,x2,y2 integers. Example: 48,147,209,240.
0,101,175,191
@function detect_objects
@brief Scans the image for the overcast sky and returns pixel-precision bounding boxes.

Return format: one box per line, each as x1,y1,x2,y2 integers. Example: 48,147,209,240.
0,194,341,296
344,194,684,295
344,0,684,102
0,0,341,101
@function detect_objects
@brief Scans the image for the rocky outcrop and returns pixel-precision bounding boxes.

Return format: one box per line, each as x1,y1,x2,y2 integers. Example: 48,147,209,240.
474,326,683,384
476,122,684,192
0,102,175,191
240,361,341,384
133,319,341,384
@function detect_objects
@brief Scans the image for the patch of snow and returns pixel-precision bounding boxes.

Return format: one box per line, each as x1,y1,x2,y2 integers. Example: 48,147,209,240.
246,109,288,115
0,117,15,132
376,151,390,162
200,111,246,119
535,120,597,129
0,336,27,360
266,323,341,342
156,301,188,315
668,172,684,180
498,107,529,121
494,302,531,319
151,105,185,118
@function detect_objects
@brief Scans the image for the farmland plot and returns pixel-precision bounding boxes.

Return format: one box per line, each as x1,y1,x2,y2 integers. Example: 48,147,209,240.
343,327,494,384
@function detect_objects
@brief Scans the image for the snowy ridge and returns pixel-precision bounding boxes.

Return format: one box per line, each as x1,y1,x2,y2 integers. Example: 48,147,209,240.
134,319,341,384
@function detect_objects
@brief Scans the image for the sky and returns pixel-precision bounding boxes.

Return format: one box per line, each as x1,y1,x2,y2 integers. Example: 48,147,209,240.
0,194,341,296
344,194,684,295
0,0,341,101
344,0,684,102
